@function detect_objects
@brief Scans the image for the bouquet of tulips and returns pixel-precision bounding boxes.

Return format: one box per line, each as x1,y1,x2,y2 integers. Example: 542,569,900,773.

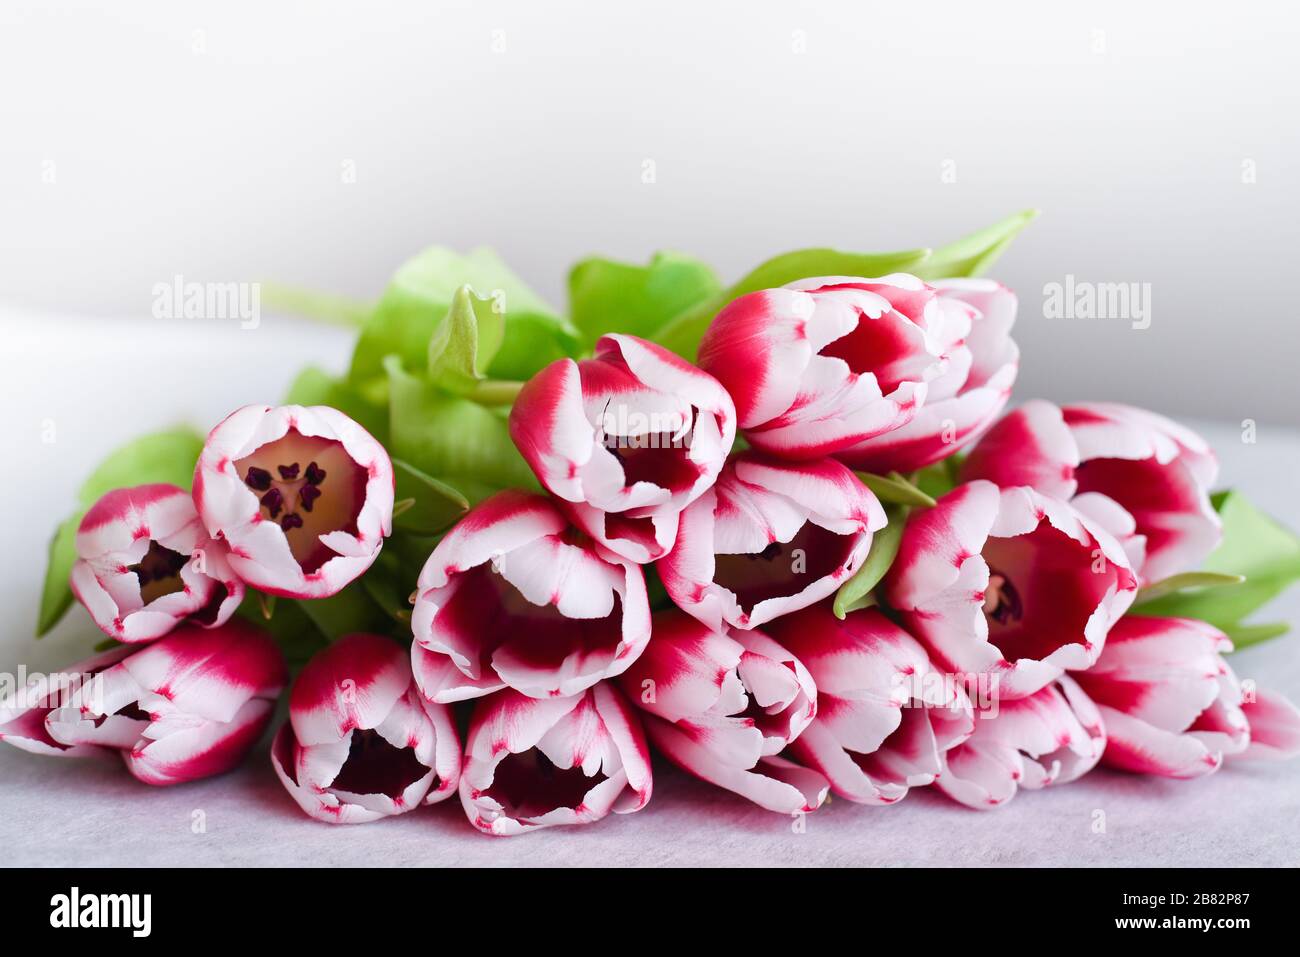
8,211,1300,835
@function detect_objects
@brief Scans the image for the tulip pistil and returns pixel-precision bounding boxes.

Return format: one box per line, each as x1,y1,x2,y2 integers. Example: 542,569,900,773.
236,430,367,572
128,541,189,604
982,571,1024,625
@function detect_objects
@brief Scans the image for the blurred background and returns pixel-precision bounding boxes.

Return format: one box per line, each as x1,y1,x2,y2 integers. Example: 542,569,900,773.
2,0,1298,424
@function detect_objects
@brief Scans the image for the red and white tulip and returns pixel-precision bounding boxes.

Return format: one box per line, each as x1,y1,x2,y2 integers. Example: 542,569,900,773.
193,404,394,599
619,610,826,814
460,683,652,836
70,483,244,643
765,605,974,805
836,279,1019,473
884,480,1138,700
271,633,461,824
410,490,651,703
697,275,954,461
658,453,885,631
962,400,1220,584
0,620,286,785
1072,616,1300,778
509,333,735,563
935,677,1106,809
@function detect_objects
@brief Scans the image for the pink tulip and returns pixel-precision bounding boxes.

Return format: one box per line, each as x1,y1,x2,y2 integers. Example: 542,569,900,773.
410,490,651,703
697,274,956,461
884,480,1138,700
509,333,735,563
460,684,652,836
658,453,885,631
618,610,827,814
961,400,1220,584
271,633,461,824
193,404,394,599
70,484,244,643
764,605,974,805
1072,616,1300,778
935,677,1106,809
0,620,286,785
835,279,1019,473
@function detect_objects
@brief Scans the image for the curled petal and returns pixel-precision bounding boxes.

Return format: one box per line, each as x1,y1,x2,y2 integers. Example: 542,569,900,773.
700,278,948,460
70,484,245,643
459,684,651,836
194,404,394,599
659,453,882,631
412,491,652,703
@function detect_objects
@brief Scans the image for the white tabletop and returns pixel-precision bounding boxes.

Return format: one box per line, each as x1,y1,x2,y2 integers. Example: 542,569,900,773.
3,313,1297,866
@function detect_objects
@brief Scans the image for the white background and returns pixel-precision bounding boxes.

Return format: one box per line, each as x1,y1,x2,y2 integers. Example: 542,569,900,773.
1,0,1298,422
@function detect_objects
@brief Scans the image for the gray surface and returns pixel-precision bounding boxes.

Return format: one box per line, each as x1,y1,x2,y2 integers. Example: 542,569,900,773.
2,315,1298,866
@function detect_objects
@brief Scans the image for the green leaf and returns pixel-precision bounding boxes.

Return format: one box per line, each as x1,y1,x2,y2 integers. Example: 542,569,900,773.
261,282,370,328
914,457,962,502
1132,571,1246,606
1131,491,1300,642
833,505,907,619
37,427,206,637
392,459,469,535
386,357,537,499
912,209,1040,281
235,595,328,668
653,247,932,361
36,516,80,636
1224,621,1290,650
296,584,391,642
361,549,417,624
284,365,389,443
858,471,936,509
569,251,722,347
427,285,506,392
350,246,578,389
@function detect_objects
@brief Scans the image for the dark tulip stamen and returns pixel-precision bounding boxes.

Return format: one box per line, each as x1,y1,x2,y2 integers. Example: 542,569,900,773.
260,487,284,519
281,513,304,531
278,463,300,480
304,461,327,486
244,467,272,491
299,483,322,512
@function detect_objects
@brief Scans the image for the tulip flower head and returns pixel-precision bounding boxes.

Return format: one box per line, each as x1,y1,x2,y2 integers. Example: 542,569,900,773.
70,483,244,643
936,676,1106,809
766,605,975,805
885,480,1138,701
272,633,461,824
659,453,885,631
620,610,827,814
509,333,736,563
410,490,651,703
962,400,1220,584
0,620,286,785
835,279,1019,473
460,683,652,836
1072,616,1300,778
194,404,394,599
698,274,957,461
